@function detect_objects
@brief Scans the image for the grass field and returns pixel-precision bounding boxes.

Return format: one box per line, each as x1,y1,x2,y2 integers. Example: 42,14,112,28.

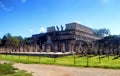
0,63,32,76
0,54,120,69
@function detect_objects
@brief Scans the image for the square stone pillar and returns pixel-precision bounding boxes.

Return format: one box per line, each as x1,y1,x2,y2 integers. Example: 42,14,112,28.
61,43,65,53
54,43,57,53
42,44,45,52
29,46,32,52
20,47,23,52
36,45,39,52
34,45,38,52
0,48,2,53
26,46,29,52
76,45,80,54
32,46,35,52
68,43,71,52
46,45,51,53
71,44,74,53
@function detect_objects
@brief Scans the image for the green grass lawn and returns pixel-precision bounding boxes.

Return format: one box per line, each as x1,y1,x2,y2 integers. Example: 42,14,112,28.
0,63,32,76
0,54,120,69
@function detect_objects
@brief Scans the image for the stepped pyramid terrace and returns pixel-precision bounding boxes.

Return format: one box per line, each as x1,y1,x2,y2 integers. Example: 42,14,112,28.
30,22,100,54
0,22,100,54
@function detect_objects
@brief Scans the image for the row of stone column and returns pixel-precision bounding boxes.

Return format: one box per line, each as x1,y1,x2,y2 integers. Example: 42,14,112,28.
0,42,94,54
0,45,40,53
44,42,75,53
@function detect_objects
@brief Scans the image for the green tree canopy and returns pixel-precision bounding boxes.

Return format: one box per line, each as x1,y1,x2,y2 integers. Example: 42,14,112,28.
0,38,2,46
93,28,110,38
6,36,20,47
2,33,11,46
2,33,20,47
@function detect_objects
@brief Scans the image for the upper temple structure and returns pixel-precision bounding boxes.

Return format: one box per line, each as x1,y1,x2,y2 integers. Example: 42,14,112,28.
31,22,100,53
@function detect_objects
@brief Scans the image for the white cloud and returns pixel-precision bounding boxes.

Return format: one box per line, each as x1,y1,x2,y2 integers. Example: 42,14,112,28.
0,0,28,11
39,27,46,33
0,32,2,34
20,0,27,3
73,21,80,24
0,2,12,11
29,29,33,33
99,0,112,4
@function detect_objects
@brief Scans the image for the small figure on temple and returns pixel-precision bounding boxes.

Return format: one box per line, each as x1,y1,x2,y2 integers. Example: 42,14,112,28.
61,25,63,31
56,26,59,31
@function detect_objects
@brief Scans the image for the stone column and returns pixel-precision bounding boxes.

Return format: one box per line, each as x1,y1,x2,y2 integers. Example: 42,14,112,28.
39,46,42,52
46,45,51,53
24,45,27,52
23,46,25,52
77,45,81,54
0,48,2,53
32,46,35,52
61,43,65,53
36,45,39,52
71,43,74,53
54,43,57,53
26,46,29,52
42,44,45,52
68,43,72,53
0,48,1,53
20,47,23,52
34,45,38,52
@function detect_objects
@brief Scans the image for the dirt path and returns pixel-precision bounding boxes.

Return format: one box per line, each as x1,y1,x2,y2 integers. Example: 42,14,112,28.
0,60,11,64
13,63,120,76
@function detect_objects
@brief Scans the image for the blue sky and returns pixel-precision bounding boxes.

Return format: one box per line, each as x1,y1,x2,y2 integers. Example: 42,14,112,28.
0,0,120,38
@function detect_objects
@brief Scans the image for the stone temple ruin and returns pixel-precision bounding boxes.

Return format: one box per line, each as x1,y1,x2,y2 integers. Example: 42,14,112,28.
31,22,100,54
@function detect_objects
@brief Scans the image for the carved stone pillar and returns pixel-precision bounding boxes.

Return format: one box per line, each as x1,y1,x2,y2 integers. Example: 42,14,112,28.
68,42,72,53
32,46,35,52
61,43,65,53
42,44,45,52
0,48,1,53
20,47,23,52
77,45,80,54
54,43,57,53
23,46,25,52
46,45,51,53
24,45,27,52
36,45,39,52
0,48,3,53
71,43,74,53
29,46,32,52
34,45,38,52
26,46,29,52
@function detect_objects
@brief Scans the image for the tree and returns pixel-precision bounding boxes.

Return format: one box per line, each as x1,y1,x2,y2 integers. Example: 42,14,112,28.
93,28,110,38
2,33,11,46
0,38,2,46
2,35,7,46
1,33,20,48
6,36,20,47
23,38,31,45
96,35,120,56
14,36,24,45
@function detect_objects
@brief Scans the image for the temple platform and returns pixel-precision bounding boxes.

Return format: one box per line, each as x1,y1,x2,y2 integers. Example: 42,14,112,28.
0,52,75,57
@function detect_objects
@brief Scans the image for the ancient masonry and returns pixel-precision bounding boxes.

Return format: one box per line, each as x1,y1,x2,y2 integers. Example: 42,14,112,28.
31,22,100,53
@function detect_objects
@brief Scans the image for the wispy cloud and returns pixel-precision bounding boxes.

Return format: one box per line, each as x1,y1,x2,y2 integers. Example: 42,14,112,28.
0,32,3,38
0,1,12,11
20,0,28,3
29,29,33,33
99,0,112,4
39,27,46,33
73,21,80,24
0,0,28,11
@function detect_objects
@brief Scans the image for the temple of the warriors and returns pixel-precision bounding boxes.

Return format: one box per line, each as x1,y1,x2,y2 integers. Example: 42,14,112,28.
31,22,100,53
